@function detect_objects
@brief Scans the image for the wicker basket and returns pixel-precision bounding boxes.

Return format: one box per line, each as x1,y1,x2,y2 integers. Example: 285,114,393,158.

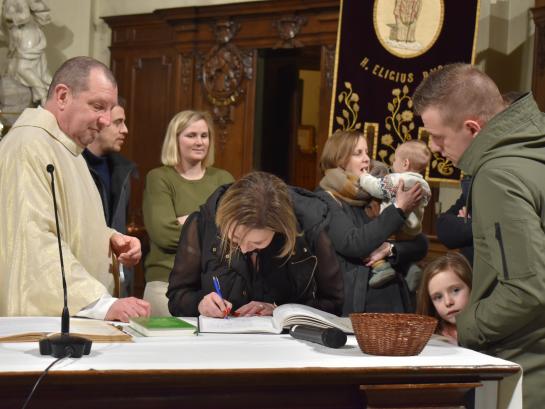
349,313,437,356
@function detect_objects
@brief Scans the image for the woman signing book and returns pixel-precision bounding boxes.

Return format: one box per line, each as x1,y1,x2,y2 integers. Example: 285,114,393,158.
166,171,343,318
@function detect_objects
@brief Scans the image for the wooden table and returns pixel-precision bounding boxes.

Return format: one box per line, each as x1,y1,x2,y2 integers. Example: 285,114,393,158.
0,331,521,409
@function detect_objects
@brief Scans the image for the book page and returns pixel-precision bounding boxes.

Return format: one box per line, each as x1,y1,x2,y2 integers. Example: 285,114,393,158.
273,304,353,333
198,315,281,334
0,317,130,342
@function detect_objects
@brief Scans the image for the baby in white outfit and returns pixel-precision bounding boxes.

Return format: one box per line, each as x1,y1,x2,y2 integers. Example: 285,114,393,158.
359,140,432,288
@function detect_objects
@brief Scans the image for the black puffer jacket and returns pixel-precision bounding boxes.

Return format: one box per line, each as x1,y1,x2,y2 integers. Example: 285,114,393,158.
167,184,343,317
315,188,428,315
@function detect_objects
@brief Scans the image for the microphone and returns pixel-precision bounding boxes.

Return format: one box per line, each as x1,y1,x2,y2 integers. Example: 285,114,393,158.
39,164,92,358
289,325,347,349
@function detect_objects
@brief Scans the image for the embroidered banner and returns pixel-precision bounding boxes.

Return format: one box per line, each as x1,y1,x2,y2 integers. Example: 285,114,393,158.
330,0,480,182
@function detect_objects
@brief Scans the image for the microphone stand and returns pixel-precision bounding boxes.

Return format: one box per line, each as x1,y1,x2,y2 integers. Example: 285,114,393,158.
39,164,92,358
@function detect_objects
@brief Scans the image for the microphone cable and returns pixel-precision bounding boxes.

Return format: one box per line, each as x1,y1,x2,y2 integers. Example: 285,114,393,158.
21,349,73,409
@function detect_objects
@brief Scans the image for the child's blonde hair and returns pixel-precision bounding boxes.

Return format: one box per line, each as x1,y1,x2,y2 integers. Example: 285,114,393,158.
416,252,472,329
395,140,431,174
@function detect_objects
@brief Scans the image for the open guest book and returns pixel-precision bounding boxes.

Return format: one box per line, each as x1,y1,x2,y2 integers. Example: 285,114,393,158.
198,303,353,334
0,317,131,343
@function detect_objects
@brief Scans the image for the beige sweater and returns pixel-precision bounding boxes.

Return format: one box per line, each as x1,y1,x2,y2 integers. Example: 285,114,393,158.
0,108,115,316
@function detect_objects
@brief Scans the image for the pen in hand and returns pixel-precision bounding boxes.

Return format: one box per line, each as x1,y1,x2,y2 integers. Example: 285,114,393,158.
212,276,230,318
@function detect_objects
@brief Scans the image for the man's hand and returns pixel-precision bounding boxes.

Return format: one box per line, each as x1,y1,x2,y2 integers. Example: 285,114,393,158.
457,206,470,218
105,297,151,322
110,232,141,267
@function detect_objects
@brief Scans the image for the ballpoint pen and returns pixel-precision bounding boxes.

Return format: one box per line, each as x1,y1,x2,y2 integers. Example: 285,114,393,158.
212,276,230,318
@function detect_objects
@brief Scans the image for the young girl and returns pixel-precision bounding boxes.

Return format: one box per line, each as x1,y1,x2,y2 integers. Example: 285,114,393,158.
416,252,472,343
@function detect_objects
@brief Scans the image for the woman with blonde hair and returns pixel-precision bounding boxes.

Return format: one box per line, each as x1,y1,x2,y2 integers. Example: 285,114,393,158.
143,110,234,315
316,129,427,314
167,171,343,317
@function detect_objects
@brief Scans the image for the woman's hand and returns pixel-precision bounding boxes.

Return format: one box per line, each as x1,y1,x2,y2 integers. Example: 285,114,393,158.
198,292,232,318
395,180,423,215
234,301,276,317
364,242,391,266
177,215,189,225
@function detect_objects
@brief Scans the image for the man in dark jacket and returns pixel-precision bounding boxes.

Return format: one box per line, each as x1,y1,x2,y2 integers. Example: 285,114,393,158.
414,63,545,409
83,100,137,297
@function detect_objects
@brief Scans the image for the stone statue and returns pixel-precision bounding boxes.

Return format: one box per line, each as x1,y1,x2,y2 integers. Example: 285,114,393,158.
1,0,52,108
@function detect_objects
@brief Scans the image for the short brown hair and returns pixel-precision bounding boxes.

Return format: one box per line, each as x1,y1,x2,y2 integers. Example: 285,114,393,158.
216,171,298,260
395,140,431,173
117,96,127,110
412,63,504,129
416,252,472,328
47,56,116,99
320,130,364,172
161,110,216,168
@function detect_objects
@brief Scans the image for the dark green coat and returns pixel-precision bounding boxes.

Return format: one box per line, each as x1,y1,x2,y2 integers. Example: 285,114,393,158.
456,93,545,409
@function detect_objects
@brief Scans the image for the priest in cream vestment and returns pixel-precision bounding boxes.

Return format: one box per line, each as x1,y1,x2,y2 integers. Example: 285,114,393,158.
0,56,150,320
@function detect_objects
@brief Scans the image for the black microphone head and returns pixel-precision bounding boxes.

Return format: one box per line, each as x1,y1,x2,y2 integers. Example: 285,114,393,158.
289,325,347,349
46,164,55,173
321,327,347,349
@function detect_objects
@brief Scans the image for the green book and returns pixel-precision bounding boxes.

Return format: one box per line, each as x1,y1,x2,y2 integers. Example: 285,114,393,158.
128,317,197,337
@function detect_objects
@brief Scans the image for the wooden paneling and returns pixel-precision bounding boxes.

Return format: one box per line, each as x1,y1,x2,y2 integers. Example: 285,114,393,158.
112,52,179,226
1,366,515,409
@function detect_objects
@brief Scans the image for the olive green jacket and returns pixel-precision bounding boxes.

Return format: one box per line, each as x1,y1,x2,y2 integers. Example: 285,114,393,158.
456,93,545,408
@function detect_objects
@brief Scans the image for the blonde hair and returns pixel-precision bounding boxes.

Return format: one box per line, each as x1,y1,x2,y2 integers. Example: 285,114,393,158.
215,171,298,260
320,130,365,172
416,252,472,328
413,63,505,129
395,140,431,173
160,110,215,167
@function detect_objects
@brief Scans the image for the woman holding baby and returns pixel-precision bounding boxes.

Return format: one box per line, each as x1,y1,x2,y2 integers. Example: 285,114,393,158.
315,130,428,315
